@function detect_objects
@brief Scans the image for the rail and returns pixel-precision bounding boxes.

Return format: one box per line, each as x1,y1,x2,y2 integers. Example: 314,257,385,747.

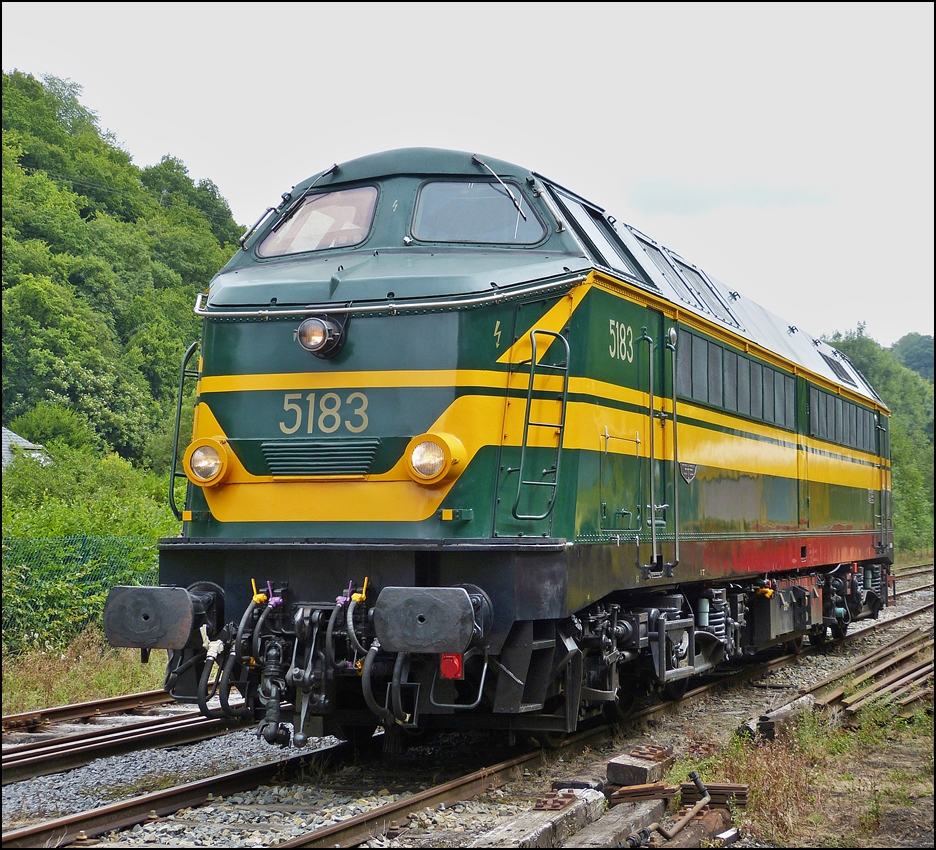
2,689,173,732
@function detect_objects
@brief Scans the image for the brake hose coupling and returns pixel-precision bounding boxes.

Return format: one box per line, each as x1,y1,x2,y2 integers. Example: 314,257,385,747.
351,576,369,604
267,581,284,608
336,580,355,606
251,578,268,606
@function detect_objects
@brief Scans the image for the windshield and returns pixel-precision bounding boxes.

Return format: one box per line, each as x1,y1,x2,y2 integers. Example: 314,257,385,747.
412,180,546,244
257,186,378,257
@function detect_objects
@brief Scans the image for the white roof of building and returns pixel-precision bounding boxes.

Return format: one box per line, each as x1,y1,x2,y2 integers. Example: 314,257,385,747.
2,426,46,467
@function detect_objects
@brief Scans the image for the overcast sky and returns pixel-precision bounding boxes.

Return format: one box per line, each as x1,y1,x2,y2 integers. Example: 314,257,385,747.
3,2,933,347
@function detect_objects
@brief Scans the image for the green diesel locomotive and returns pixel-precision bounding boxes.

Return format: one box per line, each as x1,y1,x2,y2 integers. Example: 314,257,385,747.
105,148,893,746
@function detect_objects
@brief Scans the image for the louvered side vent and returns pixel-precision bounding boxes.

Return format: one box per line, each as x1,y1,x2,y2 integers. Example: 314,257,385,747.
260,438,381,475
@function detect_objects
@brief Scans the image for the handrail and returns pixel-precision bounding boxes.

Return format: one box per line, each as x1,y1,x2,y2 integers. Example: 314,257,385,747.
192,275,587,320
666,327,680,568
168,342,200,521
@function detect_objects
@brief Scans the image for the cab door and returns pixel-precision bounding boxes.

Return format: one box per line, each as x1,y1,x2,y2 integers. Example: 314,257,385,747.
642,321,678,572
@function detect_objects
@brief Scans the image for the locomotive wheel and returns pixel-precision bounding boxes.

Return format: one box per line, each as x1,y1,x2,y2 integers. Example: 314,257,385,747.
661,677,690,701
603,687,638,724
540,730,568,749
830,621,849,640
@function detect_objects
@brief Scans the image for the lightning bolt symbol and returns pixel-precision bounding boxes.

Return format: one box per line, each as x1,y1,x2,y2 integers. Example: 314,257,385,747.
494,320,502,348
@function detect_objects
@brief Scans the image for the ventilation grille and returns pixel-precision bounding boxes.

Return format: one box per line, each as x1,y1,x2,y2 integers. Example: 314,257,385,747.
260,438,381,475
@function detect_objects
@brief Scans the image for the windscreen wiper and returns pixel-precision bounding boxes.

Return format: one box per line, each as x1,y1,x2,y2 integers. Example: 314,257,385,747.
269,163,341,234
471,155,527,220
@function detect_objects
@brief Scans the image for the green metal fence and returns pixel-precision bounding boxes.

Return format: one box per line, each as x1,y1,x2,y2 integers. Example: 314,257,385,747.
2,536,159,654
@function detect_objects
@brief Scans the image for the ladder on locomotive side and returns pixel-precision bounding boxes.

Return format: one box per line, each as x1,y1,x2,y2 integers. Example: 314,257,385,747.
511,329,570,521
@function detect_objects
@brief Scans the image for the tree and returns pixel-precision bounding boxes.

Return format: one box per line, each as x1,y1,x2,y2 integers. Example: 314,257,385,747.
9,400,101,452
2,71,150,221
2,275,158,459
891,333,934,384
141,155,243,245
2,71,239,465
827,325,935,553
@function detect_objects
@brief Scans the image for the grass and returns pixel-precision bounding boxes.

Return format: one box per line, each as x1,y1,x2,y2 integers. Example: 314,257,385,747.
1,627,166,716
663,701,934,846
665,727,823,842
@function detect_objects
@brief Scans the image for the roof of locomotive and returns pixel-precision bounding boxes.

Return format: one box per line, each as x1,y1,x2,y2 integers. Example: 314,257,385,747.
229,147,884,408
300,147,534,182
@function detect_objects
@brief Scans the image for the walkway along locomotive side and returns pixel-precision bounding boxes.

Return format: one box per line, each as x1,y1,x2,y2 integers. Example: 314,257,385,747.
104,148,895,747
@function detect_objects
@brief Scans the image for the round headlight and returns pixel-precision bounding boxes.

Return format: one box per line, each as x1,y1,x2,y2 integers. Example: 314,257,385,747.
183,438,232,487
404,432,467,486
297,316,343,357
190,445,222,480
297,318,330,351
410,440,446,478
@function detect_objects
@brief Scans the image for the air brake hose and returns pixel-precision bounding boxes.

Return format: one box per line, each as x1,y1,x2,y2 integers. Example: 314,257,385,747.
346,598,369,657
219,651,250,717
391,651,411,724
214,600,262,717
164,649,207,692
235,600,259,660
361,639,393,724
252,603,274,663
197,646,227,719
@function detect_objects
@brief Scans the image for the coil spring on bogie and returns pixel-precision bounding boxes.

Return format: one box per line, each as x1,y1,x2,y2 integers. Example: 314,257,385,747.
863,564,885,601
708,607,727,641
708,589,727,642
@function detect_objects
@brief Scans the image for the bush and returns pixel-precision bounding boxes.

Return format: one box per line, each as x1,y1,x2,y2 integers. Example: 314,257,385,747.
1,443,178,654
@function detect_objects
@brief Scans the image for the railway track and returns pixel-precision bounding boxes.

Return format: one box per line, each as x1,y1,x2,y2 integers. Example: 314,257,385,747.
892,559,933,574
809,626,933,718
4,597,931,849
2,689,174,733
2,685,253,785
2,710,246,785
894,561,935,597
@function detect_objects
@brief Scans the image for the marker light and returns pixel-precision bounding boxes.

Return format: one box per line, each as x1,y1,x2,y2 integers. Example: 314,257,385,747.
404,432,467,486
183,438,232,487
